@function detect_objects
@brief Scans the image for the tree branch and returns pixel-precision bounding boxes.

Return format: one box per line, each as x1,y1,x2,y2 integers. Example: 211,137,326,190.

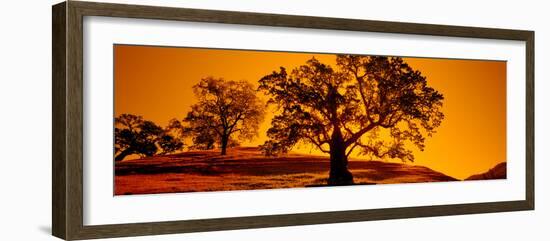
227,112,244,134
346,141,360,157
304,135,330,153
344,122,377,147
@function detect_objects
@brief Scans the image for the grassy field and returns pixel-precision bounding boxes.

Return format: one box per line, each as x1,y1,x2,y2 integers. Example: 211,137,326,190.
114,147,465,195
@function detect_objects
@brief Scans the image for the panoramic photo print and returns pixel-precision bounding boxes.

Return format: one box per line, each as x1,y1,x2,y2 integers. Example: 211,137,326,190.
113,45,507,195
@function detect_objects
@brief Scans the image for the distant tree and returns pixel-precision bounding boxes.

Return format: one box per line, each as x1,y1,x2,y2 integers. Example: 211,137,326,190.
156,133,184,155
166,118,185,139
258,56,444,185
184,77,265,155
167,118,216,150
115,114,184,161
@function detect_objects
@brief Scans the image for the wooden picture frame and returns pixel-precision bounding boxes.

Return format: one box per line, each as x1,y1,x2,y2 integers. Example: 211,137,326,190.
52,1,534,240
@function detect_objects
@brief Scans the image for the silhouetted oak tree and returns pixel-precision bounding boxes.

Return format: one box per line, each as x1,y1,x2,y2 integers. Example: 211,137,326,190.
259,56,444,185
115,114,184,161
184,77,265,155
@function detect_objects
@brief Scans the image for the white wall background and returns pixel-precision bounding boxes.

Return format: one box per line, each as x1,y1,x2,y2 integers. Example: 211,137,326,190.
0,0,547,240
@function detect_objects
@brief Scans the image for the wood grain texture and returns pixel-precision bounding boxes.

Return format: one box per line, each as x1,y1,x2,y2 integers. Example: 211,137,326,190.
525,32,535,209
66,2,85,240
51,1,535,240
52,2,67,239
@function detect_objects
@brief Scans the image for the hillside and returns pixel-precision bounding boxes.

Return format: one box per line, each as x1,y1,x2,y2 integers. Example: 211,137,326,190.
115,147,458,195
466,162,507,181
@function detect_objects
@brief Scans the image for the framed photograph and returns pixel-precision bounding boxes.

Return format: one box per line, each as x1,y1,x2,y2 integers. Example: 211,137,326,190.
52,1,534,240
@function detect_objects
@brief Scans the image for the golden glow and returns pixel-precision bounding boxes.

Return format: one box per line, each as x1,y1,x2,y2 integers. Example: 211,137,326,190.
114,45,506,179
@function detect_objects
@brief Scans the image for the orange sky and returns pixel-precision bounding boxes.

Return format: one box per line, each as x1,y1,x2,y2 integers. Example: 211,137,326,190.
114,45,506,179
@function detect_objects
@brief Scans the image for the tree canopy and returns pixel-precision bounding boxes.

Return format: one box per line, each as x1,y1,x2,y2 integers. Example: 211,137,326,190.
114,114,184,161
183,77,265,155
258,55,444,185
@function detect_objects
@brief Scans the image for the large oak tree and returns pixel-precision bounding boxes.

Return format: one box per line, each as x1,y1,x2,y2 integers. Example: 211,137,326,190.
258,55,444,185
184,77,265,155
114,114,184,161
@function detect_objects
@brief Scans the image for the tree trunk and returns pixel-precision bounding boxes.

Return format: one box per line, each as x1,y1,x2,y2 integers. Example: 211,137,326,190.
115,149,133,162
220,134,228,155
327,128,354,185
